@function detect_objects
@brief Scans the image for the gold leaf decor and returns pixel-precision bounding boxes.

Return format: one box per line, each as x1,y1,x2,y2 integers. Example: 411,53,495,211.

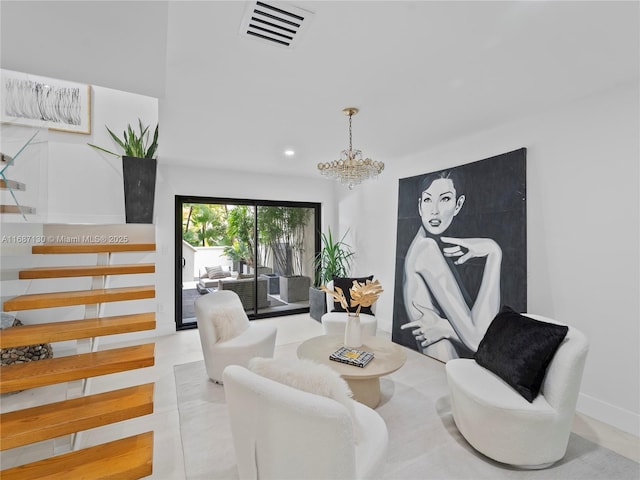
321,279,383,316
320,285,349,311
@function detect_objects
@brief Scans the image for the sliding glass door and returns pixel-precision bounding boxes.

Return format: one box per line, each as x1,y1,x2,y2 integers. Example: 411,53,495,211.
175,195,320,330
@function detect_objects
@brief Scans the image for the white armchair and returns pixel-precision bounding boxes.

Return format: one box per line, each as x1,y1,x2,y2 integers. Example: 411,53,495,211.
223,362,388,480
446,314,589,468
194,290,277,383
321,280,377,337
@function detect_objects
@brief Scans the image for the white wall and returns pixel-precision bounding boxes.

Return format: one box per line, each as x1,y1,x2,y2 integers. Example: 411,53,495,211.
339,83,640,436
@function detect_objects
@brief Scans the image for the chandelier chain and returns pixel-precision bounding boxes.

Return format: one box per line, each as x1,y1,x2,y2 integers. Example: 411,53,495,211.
348,112,353,153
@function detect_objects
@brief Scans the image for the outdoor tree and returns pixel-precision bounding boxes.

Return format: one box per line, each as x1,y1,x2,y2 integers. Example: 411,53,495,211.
183,204,230,247
258,206,312,276
225,205,258,267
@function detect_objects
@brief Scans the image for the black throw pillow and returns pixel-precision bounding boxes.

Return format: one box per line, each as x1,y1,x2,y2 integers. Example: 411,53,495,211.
474,306,569,402
332,276,374,315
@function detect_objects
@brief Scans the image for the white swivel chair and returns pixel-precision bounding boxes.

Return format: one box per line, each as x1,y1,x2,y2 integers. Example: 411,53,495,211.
321,280,377,337
446,314,589,468
223,363,388,480
194,290,277,383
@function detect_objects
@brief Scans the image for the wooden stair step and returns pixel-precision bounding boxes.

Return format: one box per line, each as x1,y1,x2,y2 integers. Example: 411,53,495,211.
0,343,155,394
19,263,155,279
0,179,26,190
32,243,156,254
1,383,154,450
3,285,155,311
0,431,153,480
0,205,35,214
0,313,156,349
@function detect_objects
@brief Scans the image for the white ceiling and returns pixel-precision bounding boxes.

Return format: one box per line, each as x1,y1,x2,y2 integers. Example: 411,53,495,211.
2,1,638,178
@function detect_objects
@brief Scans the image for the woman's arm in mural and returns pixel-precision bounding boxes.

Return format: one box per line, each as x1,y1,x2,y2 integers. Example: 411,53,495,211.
441,236,502,334
409,234,488,350
402,234,466,350
402,232,502,352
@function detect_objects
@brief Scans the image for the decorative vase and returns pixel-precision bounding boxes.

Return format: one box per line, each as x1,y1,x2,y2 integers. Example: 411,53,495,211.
344,314,362,348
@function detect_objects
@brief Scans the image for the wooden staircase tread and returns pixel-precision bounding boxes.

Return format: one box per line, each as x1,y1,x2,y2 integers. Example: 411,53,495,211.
0,313,156,349
32,243,156,254
1,383,154,450
0,343,155,394
0,179,26,190
0,431,154,480
3,285,155,311
19,263,155,279
0,205,35,214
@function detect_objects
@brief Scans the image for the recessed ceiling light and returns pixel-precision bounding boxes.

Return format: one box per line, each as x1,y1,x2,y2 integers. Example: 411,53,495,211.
284,149,295,156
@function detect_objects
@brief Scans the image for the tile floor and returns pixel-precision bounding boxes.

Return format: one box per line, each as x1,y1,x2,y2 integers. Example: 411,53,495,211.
1,313,638,478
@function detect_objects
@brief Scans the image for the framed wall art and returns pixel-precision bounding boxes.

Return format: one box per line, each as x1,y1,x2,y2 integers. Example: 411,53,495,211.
392,148,527,363
1,69,91,134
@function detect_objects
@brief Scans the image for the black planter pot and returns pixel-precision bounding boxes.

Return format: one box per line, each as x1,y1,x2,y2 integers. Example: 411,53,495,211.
309,286,327,322
122,156,157,224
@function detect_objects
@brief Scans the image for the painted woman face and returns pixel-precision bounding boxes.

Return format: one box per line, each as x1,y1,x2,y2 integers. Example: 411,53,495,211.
418,178,465,235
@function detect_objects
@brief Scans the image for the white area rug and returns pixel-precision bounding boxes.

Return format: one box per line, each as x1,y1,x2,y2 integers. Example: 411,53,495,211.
174,342,639,480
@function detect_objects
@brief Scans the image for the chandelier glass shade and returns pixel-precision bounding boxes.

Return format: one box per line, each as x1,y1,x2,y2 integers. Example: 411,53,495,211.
317,107,384,189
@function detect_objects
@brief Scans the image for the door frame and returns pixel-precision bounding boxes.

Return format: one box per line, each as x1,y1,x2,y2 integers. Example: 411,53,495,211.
175,195,321,330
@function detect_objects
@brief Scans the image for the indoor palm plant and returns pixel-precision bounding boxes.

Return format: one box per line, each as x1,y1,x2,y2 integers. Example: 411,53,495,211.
88,119,159,223
88,119,158,159
314,228,354,286
309,227,355,321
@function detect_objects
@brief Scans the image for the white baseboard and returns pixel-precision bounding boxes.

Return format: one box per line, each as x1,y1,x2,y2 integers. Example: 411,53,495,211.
577,392,640,437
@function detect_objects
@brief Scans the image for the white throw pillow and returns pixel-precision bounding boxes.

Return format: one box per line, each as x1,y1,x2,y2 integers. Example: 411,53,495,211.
248,357,361,442
206,265,228,279
213,305,249,341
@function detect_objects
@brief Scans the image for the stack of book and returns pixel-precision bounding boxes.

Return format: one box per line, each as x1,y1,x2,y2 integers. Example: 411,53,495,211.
329,346,374,368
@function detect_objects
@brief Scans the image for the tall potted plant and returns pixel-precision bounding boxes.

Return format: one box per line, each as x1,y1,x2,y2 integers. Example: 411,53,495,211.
88,119,158,223
309,227,354,321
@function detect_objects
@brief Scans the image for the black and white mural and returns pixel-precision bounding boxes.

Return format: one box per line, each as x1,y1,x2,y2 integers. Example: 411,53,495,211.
392,148,527,363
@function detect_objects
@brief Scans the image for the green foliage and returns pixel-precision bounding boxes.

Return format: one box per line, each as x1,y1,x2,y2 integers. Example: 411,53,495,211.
226,206,257,266
180,202,313,276
183,204,231,247
222,241,251,263
182,229,199,246
88,119,159,159
258,206,312,276
314,227,354,287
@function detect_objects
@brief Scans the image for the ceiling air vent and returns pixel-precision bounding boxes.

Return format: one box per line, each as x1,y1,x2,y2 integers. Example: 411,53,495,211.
239,1,314,49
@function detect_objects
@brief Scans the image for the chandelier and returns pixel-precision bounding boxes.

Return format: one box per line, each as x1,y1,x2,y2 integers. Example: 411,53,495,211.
317,107,384,189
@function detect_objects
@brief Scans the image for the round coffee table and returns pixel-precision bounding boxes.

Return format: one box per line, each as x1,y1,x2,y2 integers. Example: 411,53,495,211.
297,335,407,408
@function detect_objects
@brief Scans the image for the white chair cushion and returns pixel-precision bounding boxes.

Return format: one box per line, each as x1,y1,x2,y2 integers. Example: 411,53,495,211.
223,364,388,479
249,356,362,441
195,291,277,383
447,358,564,467
212,303,249,341
249,357,352,403
447,358,556,415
